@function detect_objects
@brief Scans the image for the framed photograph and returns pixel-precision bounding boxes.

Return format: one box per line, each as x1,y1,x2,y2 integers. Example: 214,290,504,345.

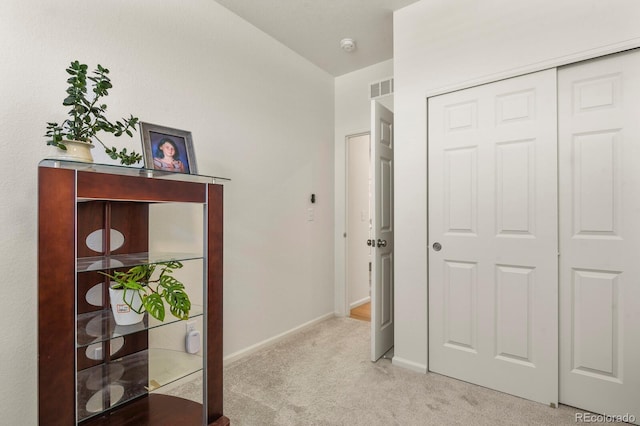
140,122,197,174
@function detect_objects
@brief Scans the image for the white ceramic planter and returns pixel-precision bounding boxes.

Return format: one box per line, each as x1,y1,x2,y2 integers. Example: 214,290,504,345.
54,140,94,163
108,286,144,326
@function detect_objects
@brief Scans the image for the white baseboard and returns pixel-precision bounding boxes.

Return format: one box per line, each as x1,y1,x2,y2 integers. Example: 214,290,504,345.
392,356,427,374
349,296,370,309
223,312,335,367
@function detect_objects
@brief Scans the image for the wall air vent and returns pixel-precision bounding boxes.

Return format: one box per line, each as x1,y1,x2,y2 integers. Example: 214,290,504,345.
369,77,394,100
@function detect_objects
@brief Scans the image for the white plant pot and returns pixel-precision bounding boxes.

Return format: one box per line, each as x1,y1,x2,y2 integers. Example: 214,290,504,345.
108,286,145,326
54,140,94,163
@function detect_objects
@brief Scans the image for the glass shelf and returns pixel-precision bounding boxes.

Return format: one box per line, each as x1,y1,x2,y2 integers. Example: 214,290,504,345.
77,349,203,422
77,305,204,348
39,158,230,184
77,251,204,272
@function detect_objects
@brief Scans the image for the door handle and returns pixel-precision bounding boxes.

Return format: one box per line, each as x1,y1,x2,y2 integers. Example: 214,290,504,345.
367,239,376,247
377,239,387,247
432,242,442,251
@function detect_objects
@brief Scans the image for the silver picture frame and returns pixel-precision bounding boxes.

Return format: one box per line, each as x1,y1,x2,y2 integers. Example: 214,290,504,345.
140,122,197,174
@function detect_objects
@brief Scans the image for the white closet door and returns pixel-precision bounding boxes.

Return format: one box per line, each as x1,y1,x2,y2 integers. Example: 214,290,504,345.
428,69,558,405
559,50,640,421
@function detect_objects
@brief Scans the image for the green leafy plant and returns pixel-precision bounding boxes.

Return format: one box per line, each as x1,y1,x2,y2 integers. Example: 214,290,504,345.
45,60,142,165
100,260,191,322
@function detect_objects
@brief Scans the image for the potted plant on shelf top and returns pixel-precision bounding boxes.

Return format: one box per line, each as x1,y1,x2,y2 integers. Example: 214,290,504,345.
45,60,142,165
100,260,191,325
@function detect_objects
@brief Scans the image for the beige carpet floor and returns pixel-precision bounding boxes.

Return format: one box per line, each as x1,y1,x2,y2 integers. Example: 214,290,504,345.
173,317,621,425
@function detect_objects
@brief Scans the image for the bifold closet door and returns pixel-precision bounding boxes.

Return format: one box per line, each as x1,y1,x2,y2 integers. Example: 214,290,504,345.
428,69,558,406
558,50,640,422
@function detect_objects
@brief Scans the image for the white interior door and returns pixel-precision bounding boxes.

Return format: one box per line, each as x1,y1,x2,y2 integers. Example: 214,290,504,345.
428,69,558,405
558,50,640,422
371,101,394,361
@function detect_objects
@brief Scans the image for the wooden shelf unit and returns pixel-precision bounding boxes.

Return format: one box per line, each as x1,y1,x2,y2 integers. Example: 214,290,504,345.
38,163,228,425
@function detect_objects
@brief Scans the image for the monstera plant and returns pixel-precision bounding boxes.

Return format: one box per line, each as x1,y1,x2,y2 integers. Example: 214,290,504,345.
100,260,191,323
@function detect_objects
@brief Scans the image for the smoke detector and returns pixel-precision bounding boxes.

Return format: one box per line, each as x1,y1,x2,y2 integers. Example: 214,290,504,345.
340,38,357,53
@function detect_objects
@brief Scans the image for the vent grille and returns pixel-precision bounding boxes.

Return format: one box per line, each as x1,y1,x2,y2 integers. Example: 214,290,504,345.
370,77,394,100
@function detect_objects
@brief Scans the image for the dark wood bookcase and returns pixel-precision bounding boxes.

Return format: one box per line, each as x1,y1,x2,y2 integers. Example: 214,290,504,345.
38,161,229,425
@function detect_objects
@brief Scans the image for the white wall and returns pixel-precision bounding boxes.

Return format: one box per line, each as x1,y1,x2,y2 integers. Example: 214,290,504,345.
393,0,640,372
0,1,334,423
334,60,393,315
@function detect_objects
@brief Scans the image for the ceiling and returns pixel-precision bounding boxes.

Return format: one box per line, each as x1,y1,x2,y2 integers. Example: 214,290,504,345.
213,0,421,76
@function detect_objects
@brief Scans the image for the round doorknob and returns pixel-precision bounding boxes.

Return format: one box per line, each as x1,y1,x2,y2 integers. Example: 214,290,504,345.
377,239,387,247
432,242,442,251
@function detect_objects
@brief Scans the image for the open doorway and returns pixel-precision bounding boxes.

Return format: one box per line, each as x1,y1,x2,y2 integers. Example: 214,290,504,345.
345,132,371,322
